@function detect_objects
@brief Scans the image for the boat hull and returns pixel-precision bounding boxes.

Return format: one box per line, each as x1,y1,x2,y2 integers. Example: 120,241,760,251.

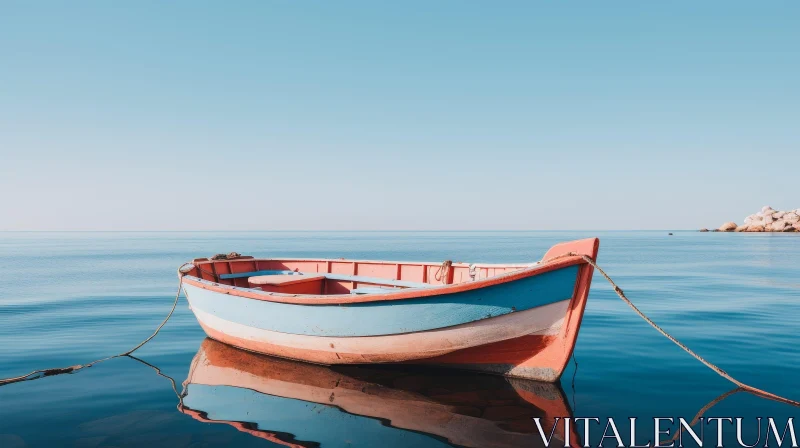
181,238,599,382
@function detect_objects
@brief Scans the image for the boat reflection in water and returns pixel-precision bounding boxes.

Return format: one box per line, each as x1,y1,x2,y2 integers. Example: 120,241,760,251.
181,339,579,448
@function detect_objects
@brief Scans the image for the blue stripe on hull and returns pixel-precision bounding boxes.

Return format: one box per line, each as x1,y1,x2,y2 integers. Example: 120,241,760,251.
183,265,578,337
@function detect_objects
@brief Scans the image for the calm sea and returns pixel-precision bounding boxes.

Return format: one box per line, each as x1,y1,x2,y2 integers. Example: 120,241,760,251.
1,231,799,447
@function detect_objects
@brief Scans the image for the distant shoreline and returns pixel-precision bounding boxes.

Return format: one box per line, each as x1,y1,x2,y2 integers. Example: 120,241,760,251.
702,206,800,233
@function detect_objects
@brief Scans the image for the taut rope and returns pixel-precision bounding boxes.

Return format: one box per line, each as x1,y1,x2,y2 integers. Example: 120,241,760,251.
544,252,800,408
2,255,799,411
0,264,191,387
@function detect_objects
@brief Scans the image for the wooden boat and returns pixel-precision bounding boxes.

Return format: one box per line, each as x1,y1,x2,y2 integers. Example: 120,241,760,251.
181,338,581,448
180,238,599,382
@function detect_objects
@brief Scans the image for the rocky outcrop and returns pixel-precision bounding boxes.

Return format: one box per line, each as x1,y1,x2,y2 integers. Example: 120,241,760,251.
709,206,800,233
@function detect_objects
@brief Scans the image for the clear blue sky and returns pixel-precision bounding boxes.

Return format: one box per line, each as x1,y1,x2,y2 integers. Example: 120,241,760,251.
1,2,798,230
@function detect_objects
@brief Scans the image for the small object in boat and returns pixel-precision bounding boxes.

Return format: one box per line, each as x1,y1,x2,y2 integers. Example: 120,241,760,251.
180,237,600,382
210,252,244,260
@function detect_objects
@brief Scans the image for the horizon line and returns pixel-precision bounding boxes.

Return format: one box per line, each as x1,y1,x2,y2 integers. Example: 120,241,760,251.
1,229,698,232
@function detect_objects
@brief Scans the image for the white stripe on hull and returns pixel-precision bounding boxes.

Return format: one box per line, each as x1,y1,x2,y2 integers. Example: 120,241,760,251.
189,299,569,359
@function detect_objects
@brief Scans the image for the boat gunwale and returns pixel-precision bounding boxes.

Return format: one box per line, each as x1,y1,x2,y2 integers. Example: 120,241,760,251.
196,256,539,269
180,255,587,306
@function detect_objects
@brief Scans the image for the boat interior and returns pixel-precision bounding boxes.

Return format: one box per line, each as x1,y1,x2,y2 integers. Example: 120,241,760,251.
186,255,534,295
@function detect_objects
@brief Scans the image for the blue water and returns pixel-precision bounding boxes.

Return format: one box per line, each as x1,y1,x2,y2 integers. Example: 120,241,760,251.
1,231,799,447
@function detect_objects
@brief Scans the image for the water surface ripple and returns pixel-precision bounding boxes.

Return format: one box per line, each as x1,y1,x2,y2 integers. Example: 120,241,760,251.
1,231,798,447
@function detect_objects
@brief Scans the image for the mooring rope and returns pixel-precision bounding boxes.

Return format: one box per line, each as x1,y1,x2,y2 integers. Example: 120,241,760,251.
2,256,799,412
0,265,190,387
434,260,452,284
127,354,187,408
659,387,744,446
544,252,800,408
571,352,578,413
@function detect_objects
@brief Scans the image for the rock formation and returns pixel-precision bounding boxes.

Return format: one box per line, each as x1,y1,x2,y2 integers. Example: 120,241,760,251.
710,206,800,232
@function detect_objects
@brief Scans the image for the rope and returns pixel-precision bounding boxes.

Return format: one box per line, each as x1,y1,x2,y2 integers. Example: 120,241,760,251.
128,354,187,408
660,387,743,446
210,252,241,261
434,260,452,284
193,264,219,281
193,253,245,281
3,254,799,411
0,264,190,387
543,252,800,408
571,352,578,413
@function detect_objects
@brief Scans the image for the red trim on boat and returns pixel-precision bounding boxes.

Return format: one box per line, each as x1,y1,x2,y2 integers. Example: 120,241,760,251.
181,254,590,305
